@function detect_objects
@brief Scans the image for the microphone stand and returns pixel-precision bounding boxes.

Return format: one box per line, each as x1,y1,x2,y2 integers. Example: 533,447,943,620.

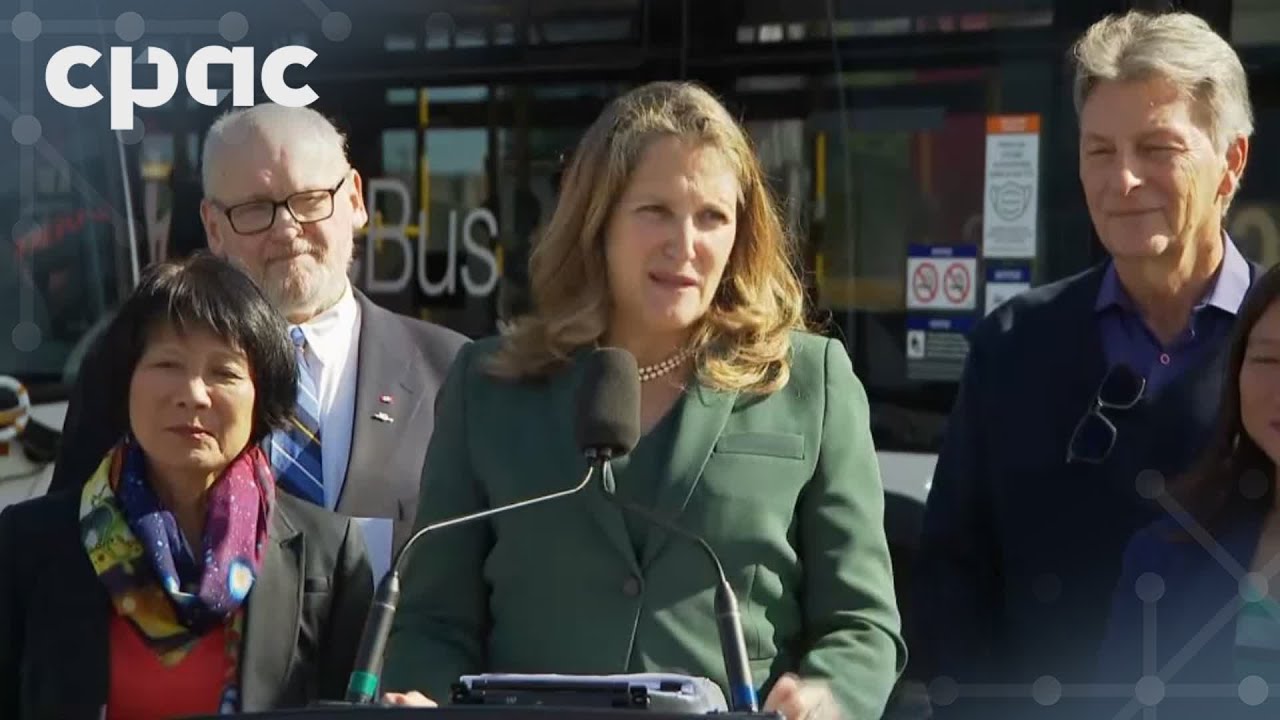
595,461,760,713
343,460,602,704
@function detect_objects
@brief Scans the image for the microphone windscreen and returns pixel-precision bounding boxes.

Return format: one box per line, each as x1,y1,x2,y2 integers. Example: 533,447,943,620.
574,347,641,458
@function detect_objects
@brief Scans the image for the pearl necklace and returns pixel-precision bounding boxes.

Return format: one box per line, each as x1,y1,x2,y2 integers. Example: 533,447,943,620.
638,347,693,383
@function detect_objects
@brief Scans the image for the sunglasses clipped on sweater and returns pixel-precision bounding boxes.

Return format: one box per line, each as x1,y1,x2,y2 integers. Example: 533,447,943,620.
1066,363,1146,464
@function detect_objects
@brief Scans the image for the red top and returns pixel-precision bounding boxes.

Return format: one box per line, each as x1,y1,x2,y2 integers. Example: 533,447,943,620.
106,613,230,720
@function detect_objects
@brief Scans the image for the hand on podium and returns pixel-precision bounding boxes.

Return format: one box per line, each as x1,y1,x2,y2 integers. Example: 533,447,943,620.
762,674,843,720
382,691,438,707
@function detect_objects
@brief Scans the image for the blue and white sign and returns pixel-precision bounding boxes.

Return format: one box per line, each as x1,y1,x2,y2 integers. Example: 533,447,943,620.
985,265,1031,316
905,315,977,333
906,244,978,312
905,315,975,381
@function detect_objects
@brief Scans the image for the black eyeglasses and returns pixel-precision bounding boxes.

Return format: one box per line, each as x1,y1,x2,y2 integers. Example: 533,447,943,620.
218,172,349,235
1066,363,1146,464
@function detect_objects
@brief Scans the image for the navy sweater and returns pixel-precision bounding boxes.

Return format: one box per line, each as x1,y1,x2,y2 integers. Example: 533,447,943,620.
915,261,1258,719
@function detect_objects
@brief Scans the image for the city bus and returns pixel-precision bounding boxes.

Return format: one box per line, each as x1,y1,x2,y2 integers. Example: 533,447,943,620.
5,1,1280,715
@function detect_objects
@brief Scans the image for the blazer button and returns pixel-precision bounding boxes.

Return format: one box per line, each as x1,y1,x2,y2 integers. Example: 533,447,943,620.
622,575,643,597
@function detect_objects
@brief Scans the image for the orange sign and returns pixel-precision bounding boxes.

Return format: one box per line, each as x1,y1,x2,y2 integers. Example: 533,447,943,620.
986,114,1041,134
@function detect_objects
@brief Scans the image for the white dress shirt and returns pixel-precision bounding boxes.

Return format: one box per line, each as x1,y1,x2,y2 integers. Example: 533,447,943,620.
292,282,361,510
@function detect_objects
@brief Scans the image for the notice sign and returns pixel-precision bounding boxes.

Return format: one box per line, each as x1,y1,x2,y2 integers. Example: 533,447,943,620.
906,244,977,311
985,266,1031,315
906,315,974,383
982,114,1040,259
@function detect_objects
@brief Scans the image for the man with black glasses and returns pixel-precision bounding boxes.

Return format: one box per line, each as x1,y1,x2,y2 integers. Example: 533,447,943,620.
50,104,467,579
915,10,1262,719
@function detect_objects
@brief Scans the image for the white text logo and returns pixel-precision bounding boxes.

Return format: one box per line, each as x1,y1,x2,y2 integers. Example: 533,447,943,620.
45,45,318,130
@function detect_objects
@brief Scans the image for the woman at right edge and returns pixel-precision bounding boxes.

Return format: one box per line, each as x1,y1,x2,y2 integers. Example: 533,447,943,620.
380,80,906,720
1099,266,1280,719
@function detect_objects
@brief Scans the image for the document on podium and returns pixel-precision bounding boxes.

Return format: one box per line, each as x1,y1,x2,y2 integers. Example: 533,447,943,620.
353,516,393,583
462,673,710,690
458,672,728,712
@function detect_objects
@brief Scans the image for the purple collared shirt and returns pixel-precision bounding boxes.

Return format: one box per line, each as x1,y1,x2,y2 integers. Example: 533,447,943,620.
1096,237,1250,396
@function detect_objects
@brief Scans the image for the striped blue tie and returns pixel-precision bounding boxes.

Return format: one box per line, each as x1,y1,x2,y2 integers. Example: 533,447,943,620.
269,326,325,506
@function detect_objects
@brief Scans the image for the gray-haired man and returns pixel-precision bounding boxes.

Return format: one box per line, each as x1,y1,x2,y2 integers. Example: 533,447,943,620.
53,104,468,578
916,10,1260,718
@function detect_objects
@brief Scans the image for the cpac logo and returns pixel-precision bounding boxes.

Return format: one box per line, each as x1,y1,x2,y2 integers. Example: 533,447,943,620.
45,45,318,131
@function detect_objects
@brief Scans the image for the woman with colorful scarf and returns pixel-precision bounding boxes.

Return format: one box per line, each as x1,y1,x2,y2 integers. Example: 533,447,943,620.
0,254,374,719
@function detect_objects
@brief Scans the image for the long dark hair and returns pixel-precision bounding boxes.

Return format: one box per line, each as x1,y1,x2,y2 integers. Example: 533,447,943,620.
1177,263,1280,535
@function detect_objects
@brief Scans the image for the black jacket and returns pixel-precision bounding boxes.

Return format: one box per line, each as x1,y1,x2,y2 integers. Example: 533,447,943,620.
0,489,374,719
914,260,1262,719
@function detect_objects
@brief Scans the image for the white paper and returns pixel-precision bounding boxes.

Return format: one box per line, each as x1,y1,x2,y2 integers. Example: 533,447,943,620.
982,117,1040,259
906,330,926,359
460,673,711,690
353,516,394,584
985,281,1031,316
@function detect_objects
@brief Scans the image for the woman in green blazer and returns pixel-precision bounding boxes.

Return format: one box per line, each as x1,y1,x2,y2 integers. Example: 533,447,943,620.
381,80,906,720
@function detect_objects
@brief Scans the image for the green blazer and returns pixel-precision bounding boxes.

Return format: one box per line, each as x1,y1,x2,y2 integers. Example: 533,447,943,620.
382,331,906,718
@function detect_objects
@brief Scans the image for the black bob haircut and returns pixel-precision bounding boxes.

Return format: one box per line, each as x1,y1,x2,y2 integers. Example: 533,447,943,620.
100,252,296,445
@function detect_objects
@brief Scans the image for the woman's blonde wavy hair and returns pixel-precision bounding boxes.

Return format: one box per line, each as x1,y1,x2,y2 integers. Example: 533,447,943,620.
487,81,809,394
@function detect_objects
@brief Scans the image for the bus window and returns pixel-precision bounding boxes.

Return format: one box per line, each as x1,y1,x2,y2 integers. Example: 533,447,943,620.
1226,14,1280,271
0,1,138,404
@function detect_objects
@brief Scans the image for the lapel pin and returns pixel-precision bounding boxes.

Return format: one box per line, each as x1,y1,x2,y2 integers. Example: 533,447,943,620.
379,394,393,404
372,412,394,423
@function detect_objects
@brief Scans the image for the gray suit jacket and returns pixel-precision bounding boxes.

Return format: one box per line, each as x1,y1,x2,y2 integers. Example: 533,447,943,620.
334,291,468,554
49,289,469,557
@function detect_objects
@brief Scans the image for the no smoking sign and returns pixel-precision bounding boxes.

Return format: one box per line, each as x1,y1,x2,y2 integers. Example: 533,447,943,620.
944,262,971,304
912,263,939,304
906,245,977,311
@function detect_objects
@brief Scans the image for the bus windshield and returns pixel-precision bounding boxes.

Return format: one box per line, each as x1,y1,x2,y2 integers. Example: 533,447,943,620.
0,1,138,401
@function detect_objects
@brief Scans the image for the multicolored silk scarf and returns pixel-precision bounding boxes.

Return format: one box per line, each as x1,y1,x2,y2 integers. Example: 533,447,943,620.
80,438,274,713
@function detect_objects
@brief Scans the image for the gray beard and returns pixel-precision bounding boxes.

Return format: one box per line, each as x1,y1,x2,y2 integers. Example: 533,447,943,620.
265,272,345,322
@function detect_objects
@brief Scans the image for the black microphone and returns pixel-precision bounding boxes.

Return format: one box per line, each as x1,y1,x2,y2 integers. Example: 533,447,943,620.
575,347,641,478
577,348,760,713
343,349,642,704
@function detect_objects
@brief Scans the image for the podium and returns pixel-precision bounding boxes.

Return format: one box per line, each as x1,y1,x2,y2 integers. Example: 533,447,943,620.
186,708,781,719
